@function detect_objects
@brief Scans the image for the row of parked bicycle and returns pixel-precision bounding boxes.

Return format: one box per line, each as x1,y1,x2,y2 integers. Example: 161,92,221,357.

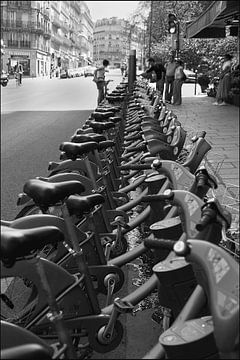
1,78,239,359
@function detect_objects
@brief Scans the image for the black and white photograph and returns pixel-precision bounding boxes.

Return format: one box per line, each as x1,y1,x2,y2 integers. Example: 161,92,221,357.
1,1,239,359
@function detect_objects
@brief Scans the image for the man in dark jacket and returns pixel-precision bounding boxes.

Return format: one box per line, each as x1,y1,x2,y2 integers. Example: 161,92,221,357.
141,58,166,95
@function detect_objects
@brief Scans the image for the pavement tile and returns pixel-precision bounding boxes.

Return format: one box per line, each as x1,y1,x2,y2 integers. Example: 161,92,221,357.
171,95,239,206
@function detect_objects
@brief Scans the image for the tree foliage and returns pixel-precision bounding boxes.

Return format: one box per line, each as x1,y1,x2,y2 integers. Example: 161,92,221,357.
129,1,238,77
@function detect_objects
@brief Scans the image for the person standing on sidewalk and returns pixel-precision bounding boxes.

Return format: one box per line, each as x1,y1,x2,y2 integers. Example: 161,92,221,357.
93,59,110,105
172,59,186,105
164,54,177,103
141,58,166,96
213,54,233,106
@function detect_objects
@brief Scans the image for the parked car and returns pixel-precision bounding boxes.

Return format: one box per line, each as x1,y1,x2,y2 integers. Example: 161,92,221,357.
183,69,196,83
60,69,69,79
1,70,9,87
84,66,96,77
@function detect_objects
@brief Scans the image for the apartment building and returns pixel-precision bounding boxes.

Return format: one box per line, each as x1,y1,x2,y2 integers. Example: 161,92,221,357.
93,17,145,68
0,1,93,77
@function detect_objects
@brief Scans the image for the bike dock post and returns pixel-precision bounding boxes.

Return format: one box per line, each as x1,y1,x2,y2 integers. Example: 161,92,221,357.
128,49,136,93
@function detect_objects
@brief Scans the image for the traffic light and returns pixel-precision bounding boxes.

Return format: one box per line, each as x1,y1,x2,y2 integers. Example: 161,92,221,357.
168,13,177,34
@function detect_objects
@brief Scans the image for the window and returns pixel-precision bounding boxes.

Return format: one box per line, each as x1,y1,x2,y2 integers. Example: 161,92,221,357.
9,11,16,23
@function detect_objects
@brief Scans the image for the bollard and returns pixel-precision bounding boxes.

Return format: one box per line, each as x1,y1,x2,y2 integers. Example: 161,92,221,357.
128,49,136,93
194,70,198,95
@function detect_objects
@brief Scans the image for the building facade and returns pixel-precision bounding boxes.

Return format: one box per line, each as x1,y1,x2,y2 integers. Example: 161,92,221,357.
0,1,94,77
93,17,145,68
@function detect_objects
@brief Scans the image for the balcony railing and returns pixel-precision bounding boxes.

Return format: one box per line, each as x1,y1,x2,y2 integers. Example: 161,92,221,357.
31,22,45,34
7,40,19,48
20,40,31,48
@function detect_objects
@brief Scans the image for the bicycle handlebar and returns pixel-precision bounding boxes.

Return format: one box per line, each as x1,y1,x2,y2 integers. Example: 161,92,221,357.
119,163,152,171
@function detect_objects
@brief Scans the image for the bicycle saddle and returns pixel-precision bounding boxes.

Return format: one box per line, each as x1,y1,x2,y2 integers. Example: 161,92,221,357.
1,225,64,265
106,95,123,102
97,140,115,151
59,141,99,158
96,106,120,113
88,121,116,132
66,194,105,216
91,111,115,120
23,178,85,206
108,116,122,123
71,134,106,143
1,344,52,360
125,125,142,134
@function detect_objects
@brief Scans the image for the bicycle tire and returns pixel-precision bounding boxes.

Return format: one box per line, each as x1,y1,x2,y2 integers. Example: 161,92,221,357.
90,320,123,353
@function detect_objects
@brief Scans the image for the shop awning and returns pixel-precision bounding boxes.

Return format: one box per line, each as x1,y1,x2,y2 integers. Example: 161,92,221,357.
186,1,239,38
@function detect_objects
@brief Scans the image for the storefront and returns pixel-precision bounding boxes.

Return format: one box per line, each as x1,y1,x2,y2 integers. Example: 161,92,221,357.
2,49,51,77
3,49,32,76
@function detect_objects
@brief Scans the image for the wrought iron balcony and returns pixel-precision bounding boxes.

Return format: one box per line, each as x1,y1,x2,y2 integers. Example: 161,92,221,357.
20,40,31,48
7,40,19,48
29,22,44,34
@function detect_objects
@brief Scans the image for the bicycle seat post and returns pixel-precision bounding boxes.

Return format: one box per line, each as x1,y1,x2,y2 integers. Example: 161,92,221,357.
61,203,101,314
35,256,77,359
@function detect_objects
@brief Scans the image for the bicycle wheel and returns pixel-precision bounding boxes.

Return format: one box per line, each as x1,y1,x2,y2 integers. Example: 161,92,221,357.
1,276,38,327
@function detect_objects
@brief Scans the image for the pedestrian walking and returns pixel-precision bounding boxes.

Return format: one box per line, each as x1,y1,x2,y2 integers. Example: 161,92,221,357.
93,59,110,105
120,63,126,76
164,54,177,103
15,62,24,85
212,54,233,106
141,58,166,96
172,59,186,105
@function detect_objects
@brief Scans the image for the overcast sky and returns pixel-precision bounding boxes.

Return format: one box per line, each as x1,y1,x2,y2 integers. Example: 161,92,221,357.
85,1,140,22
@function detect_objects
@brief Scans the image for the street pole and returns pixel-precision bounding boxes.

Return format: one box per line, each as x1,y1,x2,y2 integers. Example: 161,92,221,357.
194,70,198,95
148,0,153,58
128,49,136,93
176,22,180,58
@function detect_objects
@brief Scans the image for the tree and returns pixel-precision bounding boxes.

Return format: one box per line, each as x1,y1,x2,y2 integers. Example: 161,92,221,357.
129,1,238,77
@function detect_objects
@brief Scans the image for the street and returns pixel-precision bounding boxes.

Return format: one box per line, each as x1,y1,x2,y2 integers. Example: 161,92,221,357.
1,73,198,220
1,70,122,220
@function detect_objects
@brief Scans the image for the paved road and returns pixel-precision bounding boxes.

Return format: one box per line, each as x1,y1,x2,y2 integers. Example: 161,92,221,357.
1,70,122,220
